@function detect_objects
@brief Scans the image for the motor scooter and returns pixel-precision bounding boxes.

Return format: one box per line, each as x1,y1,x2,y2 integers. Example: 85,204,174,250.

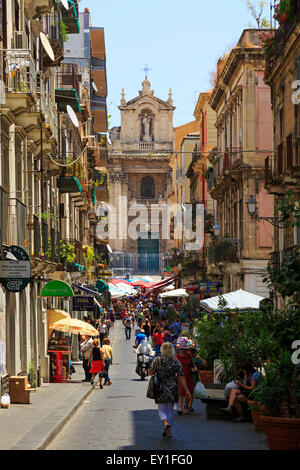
134,341,154,380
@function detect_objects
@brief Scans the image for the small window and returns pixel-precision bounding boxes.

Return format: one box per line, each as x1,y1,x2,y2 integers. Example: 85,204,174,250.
141,176,155,198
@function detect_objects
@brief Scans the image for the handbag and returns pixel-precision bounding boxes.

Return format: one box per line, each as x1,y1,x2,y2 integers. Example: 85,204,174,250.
147,375,156,399
147,373,164,399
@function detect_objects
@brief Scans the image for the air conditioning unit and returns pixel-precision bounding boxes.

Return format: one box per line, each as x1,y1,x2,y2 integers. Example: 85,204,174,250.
14,31,28,49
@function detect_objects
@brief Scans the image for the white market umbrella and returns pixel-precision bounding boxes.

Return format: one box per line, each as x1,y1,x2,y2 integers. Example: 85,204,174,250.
199,289,265,313
158,288,189,298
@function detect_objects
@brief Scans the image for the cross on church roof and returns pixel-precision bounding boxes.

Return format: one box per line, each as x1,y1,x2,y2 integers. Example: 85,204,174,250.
141,64,152,79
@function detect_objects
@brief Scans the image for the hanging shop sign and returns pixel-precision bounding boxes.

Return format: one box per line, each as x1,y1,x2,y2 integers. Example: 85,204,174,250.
72,296,95,312
0,246,31,293
41,280,74,298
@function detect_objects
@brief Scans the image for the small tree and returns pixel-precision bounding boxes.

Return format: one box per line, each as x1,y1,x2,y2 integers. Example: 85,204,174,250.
245,0,271,28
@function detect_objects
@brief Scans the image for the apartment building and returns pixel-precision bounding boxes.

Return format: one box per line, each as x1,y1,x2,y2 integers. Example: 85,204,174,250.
0,0,107,389
264,0,300,308
207,29,274,296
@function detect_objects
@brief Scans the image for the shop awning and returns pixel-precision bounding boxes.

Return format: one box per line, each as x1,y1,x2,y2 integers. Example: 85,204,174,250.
146,276,176,293
41,280,74,297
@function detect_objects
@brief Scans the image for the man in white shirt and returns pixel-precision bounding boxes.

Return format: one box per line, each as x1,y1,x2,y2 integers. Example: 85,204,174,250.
136,339,153,356
80,335,93,382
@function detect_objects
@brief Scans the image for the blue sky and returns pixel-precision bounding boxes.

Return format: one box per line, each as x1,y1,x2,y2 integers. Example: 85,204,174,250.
78,0,270,129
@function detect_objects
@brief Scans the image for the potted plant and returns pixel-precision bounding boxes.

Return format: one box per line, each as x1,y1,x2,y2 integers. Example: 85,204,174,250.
251,351,300,449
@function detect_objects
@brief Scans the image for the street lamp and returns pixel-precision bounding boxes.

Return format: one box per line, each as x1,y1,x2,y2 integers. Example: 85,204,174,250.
246,195,258,217
213,223,221,237
246,195,285,227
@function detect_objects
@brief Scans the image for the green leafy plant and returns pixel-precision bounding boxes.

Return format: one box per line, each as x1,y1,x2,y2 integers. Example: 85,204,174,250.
83,246,94,279
29,362,37,389
60,241,76,265
251,351,300,418
60,21,69,42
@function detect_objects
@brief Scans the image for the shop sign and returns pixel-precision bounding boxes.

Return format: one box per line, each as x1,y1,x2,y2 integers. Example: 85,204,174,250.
198,282,221,293
0,246,31,293
73,296,94,312
185,284,199,294
41,280,74,297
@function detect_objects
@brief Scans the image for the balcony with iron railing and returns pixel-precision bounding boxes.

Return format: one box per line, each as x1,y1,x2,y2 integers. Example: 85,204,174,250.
37,73,59,143
265,137,300,192
61,0,80,34
215,147,243,178
208,239,241,264
55,63,81,113
4,50,38,112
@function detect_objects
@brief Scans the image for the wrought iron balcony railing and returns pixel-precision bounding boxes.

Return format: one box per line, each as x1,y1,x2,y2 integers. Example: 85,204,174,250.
4,50,37,99
208,240,240,264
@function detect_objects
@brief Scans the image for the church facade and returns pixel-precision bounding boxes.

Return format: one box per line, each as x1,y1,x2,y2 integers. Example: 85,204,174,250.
107,79,175,275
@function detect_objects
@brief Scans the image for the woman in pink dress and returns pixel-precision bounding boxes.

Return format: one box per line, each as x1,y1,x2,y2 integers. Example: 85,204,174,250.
88,338,105,388
175,343,194,415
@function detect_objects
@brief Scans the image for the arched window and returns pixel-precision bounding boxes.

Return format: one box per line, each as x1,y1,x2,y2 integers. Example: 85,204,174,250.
141,176,155,198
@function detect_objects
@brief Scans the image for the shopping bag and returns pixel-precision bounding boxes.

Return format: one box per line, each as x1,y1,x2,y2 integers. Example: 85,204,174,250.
193,381,206,398
146,375,155,399
1,394,10,408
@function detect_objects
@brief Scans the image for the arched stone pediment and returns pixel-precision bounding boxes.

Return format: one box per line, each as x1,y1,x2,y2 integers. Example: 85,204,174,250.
117,79,175,150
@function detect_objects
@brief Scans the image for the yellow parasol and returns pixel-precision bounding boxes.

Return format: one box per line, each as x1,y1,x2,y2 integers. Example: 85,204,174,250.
47,309,71,338
49,317,99,337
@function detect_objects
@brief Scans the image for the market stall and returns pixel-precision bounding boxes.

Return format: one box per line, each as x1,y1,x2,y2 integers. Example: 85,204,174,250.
199,289,265,313
48,317,98,383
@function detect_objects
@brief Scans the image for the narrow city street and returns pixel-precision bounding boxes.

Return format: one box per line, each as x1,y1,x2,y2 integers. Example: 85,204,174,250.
46,321,268,451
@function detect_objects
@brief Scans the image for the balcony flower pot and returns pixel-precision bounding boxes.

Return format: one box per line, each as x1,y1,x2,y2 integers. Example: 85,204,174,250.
260,416,300,450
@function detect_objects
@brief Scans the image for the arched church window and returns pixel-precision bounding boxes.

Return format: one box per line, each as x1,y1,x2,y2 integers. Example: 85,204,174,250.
141,176,155,199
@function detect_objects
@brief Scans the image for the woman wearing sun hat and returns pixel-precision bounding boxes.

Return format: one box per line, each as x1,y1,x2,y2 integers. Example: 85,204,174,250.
175,338,195,415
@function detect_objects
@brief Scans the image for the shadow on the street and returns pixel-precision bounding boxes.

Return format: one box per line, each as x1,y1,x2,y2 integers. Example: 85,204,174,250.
118,400,269,451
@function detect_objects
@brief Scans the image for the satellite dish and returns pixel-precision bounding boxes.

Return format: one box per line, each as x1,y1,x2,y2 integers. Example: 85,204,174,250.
67,105,79,128
60,0,69,10
92,82,98,93
40,32,55,62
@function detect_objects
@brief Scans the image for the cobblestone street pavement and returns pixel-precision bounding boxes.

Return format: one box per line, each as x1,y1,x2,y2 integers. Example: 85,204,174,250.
47,321,268,451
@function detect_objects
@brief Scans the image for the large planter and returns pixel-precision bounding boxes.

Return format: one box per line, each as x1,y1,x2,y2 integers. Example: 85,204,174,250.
260,416,300,450
248,401,271,431
199,370,214,387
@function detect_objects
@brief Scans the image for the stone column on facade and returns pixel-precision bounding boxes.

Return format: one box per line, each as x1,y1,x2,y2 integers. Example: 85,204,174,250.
108,166,128,252
8,124,17,245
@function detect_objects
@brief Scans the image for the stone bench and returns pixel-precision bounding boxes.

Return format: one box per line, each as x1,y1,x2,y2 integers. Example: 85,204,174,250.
200,384,252,421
